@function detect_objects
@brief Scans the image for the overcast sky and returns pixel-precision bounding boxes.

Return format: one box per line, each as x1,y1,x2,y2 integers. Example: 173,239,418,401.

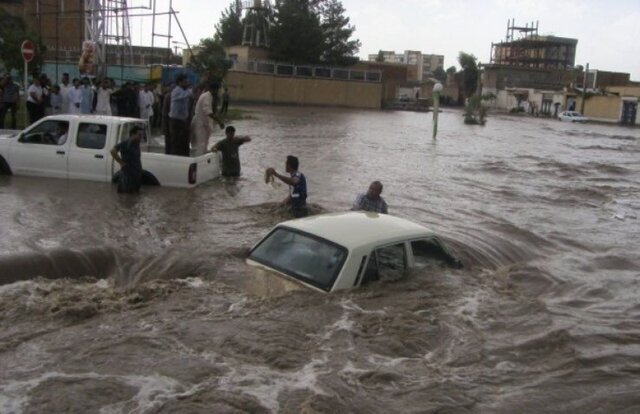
129,0,640,79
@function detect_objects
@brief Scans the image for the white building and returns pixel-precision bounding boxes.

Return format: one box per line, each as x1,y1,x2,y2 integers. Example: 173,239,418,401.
368,50,444,81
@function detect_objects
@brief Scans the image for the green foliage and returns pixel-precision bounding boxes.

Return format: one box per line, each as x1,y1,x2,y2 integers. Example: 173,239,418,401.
0,7,45,73
318,0,360,66
214,2,244,47
375,50,385,62
446,65,457,75
463,95,487,125
433,66,447,82
457,51,478,98
187,38,232,83
270,0,324,64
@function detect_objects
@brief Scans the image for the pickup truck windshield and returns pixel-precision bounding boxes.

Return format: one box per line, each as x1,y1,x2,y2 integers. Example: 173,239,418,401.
249,227,347,291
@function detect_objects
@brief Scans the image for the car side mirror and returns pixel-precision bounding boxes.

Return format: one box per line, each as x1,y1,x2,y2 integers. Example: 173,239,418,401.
17,133,26,143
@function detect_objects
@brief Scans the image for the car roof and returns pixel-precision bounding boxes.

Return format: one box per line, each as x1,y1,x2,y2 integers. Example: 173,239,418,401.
40,114,143,123
278,212,433,249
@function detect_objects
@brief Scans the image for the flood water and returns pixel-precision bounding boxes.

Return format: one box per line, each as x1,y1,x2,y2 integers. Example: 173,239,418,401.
1,105,639,413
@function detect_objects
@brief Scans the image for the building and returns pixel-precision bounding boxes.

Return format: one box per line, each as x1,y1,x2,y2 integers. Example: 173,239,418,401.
368,50,444,81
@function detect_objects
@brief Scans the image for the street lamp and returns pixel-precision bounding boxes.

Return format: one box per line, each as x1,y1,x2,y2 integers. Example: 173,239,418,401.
432,82,443,140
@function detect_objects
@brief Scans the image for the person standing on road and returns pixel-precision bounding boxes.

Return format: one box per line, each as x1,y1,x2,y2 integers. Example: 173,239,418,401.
266,155,308,218
138,83,155,122
351,181,388,214
220,87,230,115
94,79,113,115
110,126,144,193
79,77,94,114
211,126,251,177
169,74,193,156
67,78,82,114
26,77,45,125
191,82,225,155
0,75,19,129
58,73,71,114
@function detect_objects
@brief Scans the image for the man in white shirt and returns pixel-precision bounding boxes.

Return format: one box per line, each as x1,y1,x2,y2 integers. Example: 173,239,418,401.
67,78,82,114
138,83,155,122
95,79,113,115
26,77,44,124
58,73,71,114
190,82,224,154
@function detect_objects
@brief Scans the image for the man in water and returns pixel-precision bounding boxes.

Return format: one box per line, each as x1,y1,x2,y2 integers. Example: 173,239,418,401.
352,181,388,214
266,155,308,218
211,126,251,177
169,74,193,156
191,82,225,155
110,126,144,193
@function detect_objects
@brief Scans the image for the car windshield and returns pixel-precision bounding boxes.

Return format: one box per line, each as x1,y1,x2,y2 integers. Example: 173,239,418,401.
249,227,347,291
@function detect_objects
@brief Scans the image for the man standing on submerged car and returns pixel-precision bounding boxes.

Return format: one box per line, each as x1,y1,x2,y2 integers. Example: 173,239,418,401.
110,126,144,193
266,155,308,218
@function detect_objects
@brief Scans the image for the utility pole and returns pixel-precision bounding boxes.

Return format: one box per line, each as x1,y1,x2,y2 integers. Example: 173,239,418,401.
581,62,589,115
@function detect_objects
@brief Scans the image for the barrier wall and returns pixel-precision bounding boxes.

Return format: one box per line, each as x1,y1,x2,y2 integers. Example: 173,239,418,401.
225,71,382,109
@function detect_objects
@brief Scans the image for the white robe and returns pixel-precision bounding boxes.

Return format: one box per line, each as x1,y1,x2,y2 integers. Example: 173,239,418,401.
95,87,113,115
59,83,71,114
138,90,154,120
67,88,82,114
190,91,215,154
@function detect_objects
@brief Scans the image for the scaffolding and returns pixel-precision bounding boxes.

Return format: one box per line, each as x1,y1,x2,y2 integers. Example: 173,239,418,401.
490,19,577,70
27,0,189,81
241,0,272,48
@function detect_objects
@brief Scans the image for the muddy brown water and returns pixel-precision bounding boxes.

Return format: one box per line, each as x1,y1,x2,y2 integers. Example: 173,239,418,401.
1,106,639,413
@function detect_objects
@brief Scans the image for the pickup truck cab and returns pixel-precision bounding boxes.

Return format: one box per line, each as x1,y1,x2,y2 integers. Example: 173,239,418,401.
247,212,462,293
0,115,220,188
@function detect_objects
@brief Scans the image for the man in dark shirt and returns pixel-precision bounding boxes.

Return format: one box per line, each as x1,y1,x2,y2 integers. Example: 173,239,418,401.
110,126,144,193
211,126,251,177
266,155,308,218
0,75,19,129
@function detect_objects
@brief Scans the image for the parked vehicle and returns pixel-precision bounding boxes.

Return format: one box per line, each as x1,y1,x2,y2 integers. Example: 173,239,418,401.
0,115,220,188
247,211,462,293
558,111,589,122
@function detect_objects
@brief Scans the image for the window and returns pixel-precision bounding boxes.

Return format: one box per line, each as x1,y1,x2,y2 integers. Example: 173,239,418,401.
118,122,148,145
19,120,69,145
362,243,406,285
411,238,462,268
249,228,347,291
77,123,107,149
276,65,294,75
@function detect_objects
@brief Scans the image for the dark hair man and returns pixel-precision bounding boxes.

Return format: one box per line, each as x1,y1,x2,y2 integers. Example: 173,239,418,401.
352,181,388,214
211,125,251,177
0,75,20,129
169,73,193,156
266,155,308,217
110,126,144,193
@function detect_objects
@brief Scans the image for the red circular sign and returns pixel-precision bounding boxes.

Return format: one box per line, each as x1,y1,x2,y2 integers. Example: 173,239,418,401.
21,40,35,62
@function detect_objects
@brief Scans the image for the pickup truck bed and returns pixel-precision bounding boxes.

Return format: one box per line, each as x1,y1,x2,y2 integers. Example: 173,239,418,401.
0,115,221,188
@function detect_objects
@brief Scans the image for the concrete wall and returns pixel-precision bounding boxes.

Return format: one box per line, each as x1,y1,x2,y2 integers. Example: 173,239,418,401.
577,95,622,121
225,71,382,109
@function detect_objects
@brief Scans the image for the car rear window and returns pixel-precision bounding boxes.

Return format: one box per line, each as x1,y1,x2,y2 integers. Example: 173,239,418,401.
249,227,347,291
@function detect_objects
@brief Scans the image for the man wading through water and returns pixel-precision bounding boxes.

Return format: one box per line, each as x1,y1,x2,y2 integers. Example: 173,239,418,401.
266,155,308,218
111,126,144,193
211,126,251,177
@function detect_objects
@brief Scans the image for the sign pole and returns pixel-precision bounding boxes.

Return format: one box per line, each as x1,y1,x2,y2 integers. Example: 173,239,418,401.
23,59,28,127
21,40,35,127
432,82,443,140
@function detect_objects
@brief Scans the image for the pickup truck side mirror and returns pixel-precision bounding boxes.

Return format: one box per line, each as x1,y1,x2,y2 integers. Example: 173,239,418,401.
17,133,26,143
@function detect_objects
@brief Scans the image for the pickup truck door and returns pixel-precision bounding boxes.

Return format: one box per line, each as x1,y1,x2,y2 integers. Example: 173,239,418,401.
67,122,109,182
9,119,69,178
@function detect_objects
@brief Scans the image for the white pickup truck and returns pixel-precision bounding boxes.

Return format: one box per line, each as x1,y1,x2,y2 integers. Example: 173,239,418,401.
0,115,220,188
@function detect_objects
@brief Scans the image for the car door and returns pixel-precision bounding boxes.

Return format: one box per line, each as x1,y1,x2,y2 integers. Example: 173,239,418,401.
67,122,109,182
360,242,408,285
9,119,70,178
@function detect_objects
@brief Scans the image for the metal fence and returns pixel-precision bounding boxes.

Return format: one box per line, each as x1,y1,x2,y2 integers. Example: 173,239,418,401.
230,60,382,83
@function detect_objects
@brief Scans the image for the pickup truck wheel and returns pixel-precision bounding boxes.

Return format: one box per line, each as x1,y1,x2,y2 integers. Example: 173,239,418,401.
0,156,12,175
142,170,160,186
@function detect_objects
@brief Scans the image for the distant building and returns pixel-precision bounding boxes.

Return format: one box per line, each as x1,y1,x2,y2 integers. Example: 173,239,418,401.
368,50,444,81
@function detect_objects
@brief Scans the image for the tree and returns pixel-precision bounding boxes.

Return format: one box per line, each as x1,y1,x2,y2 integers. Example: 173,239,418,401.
433,66,446,82
214,2,244,47
0,8,45,72
187,38,232,83
446,65,457,75
318,0,360,66
457,51,478,98
375,50,385,62
270,0,324,64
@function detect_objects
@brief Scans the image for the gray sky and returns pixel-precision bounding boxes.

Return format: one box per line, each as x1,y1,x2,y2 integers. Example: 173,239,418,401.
130,0,640,79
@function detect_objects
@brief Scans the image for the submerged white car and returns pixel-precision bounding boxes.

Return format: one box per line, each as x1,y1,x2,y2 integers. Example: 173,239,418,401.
558,111,589,122
247,212,462,293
